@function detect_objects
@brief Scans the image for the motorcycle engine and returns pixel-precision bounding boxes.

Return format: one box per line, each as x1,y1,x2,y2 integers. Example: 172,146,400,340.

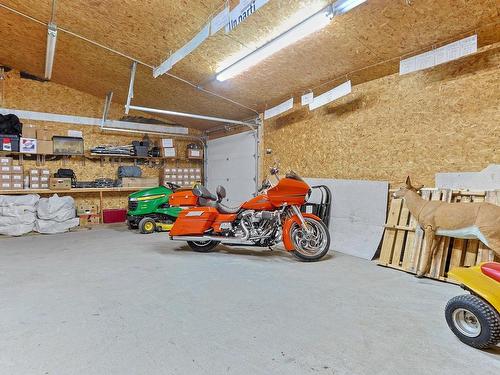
234,210,281,244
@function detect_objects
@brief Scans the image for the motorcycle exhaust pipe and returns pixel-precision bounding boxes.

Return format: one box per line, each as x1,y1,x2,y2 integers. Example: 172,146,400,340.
170,235,255,245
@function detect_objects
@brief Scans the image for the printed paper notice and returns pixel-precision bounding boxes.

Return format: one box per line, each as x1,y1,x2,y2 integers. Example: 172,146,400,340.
400,35,477,75
264,98,294,120
309,81,351,111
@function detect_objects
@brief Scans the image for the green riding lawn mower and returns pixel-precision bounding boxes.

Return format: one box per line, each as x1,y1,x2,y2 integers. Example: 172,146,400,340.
127,183,182,234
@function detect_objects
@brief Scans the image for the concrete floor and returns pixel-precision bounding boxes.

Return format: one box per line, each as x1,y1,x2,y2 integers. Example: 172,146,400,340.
0,226,498,375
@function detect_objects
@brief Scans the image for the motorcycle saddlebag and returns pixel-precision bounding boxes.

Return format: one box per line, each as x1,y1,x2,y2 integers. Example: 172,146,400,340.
170,207,218,236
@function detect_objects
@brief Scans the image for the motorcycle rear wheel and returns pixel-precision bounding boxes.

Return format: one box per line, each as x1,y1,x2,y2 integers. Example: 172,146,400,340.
290,217,330,262
187,240,220,253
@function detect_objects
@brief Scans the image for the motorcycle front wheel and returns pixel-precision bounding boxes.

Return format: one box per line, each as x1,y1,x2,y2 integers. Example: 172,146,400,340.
187,240,220,253
290,217,330,262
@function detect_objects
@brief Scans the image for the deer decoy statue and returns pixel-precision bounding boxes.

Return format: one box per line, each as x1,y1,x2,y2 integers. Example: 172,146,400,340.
393,176,500,277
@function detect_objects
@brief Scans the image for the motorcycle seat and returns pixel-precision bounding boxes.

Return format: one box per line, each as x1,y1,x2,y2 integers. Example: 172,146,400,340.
481,262,500,282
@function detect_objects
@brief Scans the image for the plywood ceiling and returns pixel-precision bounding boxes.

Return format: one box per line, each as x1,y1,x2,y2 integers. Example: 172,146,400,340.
0,0,498,129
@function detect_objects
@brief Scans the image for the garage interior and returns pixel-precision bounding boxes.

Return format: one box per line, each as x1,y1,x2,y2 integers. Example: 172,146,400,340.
0,0,499,374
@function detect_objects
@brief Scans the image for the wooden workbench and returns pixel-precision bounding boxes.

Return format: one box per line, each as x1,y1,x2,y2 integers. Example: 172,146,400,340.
0,187,148,222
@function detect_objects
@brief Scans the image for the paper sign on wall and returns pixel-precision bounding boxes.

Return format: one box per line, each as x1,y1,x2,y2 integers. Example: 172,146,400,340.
301,92,314,106
211,7,230,35
309,81,351,111
400,35,477,75
264,98,294,120
154,23,210,77
225,0,269,33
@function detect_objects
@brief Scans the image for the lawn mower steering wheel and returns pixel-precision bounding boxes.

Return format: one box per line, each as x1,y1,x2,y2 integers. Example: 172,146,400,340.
166,182,181,191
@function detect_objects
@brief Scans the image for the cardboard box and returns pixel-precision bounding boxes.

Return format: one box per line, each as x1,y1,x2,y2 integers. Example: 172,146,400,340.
11,165,23,174
40,176,49,183
30,176,40,183
79,214,100,227
30,169,40,176
0,174,11,181
0,181,12,190
20,138,37,153
0,165,11,173
22,124,37,138
162,148,176,158
37,140,53,155
39,169,50,176
49,177,72,190
187,148,203,159
0,157,12,166
161,138,174,148
77,204,100,216
40,183,49,189
11,174,23,182
121,177,160,188
30,183,40,189
36,129,53,141
11,182,23,189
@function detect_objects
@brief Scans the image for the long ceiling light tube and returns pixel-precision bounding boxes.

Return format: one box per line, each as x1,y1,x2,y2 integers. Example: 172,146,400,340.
127,105,257,128
44,22,58,80
216,0,367,82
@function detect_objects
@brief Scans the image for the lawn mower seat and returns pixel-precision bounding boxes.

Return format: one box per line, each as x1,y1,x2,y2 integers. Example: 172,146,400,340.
481,262,500,282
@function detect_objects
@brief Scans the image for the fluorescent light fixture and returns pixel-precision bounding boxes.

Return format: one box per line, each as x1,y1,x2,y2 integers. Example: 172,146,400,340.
334,0,367,14
44,22,57,80
216,0,367,82
216,7,333,82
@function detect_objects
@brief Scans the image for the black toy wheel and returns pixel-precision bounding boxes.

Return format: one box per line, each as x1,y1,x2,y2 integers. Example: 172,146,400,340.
445,294,500,349
187,240,220,252
139,217,156,234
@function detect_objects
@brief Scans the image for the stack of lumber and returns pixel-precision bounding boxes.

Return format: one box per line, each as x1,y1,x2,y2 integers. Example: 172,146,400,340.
378,189,499,282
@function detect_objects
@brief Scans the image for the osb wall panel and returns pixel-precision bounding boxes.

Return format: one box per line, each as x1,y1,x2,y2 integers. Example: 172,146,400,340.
263,47,500,188
1,70,203,209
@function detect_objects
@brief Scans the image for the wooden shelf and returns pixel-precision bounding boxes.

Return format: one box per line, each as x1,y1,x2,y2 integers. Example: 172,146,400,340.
0,187,147,195
85,152,202,162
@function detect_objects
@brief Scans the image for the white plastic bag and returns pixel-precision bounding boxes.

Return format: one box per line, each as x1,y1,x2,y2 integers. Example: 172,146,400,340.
0,194,40,207
0,212,36,226
37,195,76,222
0,223,35,236
0,205,37,217
34,218,80,234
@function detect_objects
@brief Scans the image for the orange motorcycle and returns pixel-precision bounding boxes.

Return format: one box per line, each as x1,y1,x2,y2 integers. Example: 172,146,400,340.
168,167,331,261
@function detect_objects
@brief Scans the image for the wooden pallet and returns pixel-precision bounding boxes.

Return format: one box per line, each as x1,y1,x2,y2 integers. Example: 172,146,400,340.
378,189,500,282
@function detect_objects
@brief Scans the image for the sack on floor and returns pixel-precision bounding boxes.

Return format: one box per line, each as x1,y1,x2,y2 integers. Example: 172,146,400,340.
0,223,34,236
34,217,80,234
37,194,76,222
0,212,36,226
0,194,40,207
0,205,37,217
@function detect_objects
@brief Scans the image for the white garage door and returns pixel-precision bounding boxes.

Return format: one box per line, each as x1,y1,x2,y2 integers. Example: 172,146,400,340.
206,131,258,207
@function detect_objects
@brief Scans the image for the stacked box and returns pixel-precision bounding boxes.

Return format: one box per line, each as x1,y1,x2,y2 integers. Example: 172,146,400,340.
77,204,100,216
29,169,40,189
0,159,23,190
49,177,72,190
187,148,203,159
161,166,202,188
79,214,100,227
39,169,50,189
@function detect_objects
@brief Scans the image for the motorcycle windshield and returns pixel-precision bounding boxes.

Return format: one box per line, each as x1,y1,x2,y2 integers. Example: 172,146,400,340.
285,170,305,182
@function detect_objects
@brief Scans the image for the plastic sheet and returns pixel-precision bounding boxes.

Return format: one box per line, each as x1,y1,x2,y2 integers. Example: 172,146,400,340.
37,195,76,222
34,218,80,234
0,194,40,207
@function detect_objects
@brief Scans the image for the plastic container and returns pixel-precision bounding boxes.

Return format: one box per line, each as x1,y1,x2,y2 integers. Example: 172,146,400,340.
103,208,127,223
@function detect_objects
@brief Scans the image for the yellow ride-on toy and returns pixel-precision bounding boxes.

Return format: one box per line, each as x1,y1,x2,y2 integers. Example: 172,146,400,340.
445,262,500,349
